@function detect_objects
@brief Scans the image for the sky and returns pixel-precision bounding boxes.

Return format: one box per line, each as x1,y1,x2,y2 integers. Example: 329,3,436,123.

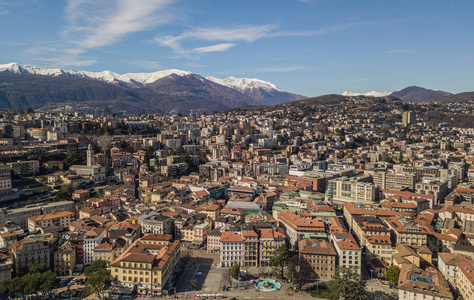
0,0,473,97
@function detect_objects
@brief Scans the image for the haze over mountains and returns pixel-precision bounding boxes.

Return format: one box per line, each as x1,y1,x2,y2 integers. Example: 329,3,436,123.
0,63,304,114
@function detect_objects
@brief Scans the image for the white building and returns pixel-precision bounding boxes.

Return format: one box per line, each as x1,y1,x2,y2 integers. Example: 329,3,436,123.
331,232,361,275
83,228,106,266
220,231,243,267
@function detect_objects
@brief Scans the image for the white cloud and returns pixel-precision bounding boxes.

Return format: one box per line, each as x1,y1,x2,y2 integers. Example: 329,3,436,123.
184,25,277,42
193,43,236,53
156,24,277,56
30,0,177,67
215,66,313,76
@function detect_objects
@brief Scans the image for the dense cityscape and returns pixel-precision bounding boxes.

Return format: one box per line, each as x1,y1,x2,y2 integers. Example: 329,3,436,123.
0,94,472,300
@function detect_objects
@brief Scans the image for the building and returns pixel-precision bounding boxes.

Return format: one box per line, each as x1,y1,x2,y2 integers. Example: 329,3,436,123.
415,177,448,204
278,210,326,249
84,228,106,266
438,252,474,287
327,177,378,203
10,233,58,275
111,234,181,297
0,253,12,283
7,160,40,176
220,231,243,267
331,232,361,275
398,265,453,300
138,213,173,236
54,241,76,276
298,239,337,280
0,177,12,196
69,165,106,183
373,171,416,191
402,111,416,126
258,227,286,267
241,225,259,267
457,263,474,300
384,216,428,246
28,211,75,232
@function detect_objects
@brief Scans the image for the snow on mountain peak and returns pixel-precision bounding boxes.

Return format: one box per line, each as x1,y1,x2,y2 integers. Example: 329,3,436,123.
206,76,283,93
0,62,193,87
341,91,392,97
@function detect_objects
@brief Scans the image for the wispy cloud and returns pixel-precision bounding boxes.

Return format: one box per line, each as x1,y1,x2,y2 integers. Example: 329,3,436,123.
193,43,236,53
156,24,277,56
123,60,162,70
157,21,386,57
30,0,177,67
385,49,412,54
214,66,313,76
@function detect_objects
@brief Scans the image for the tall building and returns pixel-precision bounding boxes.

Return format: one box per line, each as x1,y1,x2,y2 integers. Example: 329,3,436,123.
402,111,416,126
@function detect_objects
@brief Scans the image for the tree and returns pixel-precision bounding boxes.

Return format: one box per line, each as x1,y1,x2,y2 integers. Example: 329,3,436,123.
54,190,71,201
328,266,367,300
269,244,291,279
39,270,59,298
385,265,400,286
287,255,316,291
84,259,111,299
229,264,240,280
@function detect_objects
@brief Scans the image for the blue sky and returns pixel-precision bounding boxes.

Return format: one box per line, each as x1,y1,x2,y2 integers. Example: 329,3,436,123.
0,0,473,96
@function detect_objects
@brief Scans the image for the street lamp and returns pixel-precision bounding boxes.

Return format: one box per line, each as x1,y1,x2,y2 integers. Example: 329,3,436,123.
370,269,374,280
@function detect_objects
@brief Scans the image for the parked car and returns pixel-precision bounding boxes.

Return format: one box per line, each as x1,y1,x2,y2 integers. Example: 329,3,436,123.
195,272,202,276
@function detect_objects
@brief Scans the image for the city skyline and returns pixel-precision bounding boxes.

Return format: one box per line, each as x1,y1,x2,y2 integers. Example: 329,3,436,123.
0,0,473,97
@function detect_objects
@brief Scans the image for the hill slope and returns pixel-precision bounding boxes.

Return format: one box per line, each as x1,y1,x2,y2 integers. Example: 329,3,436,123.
390,86,452,102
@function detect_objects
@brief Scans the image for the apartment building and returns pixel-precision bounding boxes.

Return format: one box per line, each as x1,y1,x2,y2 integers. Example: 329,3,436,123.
385,216,428,246
373,171,416,191
258,227,286,267
328,177,378,203
331,232,361,275
220,231,243,267
84,227,106,266
457,263,474,300
10,233,58,275
54,241,76,276
138,213,173,236
278,210,326,249
111,234,181,297
438,252,474,286
298,239,337,280
28,211,75,232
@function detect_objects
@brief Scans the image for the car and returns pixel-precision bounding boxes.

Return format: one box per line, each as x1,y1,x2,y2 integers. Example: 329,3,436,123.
195,272,202,276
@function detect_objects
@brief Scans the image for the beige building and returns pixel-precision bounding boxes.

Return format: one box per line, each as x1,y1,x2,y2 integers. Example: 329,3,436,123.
54,241,76,276
373,171,416,191
111,234,180,297
259,227,286,267
10,233,58,275
457,263,474,300
298,239,336,280
385,216,428,246
327,177,378,203
28,211,75,232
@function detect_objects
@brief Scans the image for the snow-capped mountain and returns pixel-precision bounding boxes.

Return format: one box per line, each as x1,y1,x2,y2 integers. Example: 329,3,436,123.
0,62,305,111
0,62,192,88
207,76,305,105
206,76,283,93
341,91,392,97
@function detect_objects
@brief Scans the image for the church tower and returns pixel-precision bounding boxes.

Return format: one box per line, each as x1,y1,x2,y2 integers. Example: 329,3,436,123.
87,144,95,167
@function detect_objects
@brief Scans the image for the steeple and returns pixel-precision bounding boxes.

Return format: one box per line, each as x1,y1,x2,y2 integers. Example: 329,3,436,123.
87,144,94,167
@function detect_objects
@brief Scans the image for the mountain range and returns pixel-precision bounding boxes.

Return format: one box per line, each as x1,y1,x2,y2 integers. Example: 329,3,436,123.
0,63,304,114
342,86,458,102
